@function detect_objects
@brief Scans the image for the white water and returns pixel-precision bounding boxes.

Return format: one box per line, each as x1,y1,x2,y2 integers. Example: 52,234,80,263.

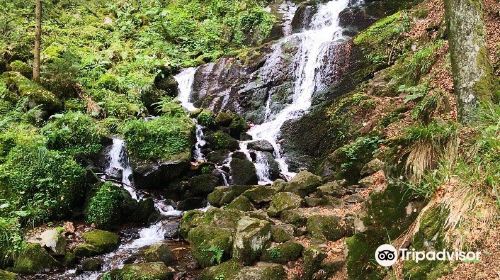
246,0,349,180
176,67,198,112
105,138,138,200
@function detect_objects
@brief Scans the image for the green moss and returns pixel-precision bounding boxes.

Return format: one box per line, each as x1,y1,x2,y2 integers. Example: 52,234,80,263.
261,241,303,264
200,260,242,280
122,114,194,162
188,225,233,267
85,182,127,229
82,230,120,253
197,110,217,128
1,72,61,110
110,262,173,280
207,131,239,151
0,269,17,279
306,215,344,241
243,186,277,204
12,243,60,274
227,195,255,211
267,192,302,217
9,60,31,78
143,244,173,264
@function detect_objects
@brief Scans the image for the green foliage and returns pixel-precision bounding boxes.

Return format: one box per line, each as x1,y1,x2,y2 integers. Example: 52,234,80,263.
0,217,24,267
197,110,217,128
1,72,61,110
122,114,194,162
207,131,239,151
0,143,86,225
403,121,456,144
9,60,31,78
205,245,224,265
42,111,105,157
339,136,382,175
400,83,429,103
86,182,124,228
156,97,185,117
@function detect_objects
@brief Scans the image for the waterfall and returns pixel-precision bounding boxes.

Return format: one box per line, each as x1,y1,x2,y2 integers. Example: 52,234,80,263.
246,0,349,180
104,138,138,200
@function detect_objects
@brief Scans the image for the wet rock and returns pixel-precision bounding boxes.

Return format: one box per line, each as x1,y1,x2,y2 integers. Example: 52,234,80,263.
177,197,206,211
206,149,231,165
232,217,272,265
271,224,295,243
143,243,173,265
187,174,219,196
306,215,345,241
12,243,60,274
284,171,322,197
259,152,281,180
243,185,277,204
188,225,233,267
360,158,385,176
206,131,239,151
29,228,66,256
261,241,303,264
215,111,235,127
0,270,17,280
208,185,253,207
234,262,286,280
200,260,243,280
81,258,103,271
131,198,157,225
339,6,376,32
74,230,119,257
248,140,274,152
230,158,258,185
291,4,317,32
107,262,174,280
133,160,190,189
227,195,255,212
267,192,302,217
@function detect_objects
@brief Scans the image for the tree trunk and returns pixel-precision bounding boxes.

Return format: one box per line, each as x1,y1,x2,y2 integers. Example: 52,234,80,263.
444,0,496,123
33,0,42,82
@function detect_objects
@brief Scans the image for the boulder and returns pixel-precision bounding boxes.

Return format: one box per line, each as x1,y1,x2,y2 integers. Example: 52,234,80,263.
207,185,253,207
280,210,307,227
248,140,274,152
74,230,119,257
317,180,347,197
29,228,66,256
303,247,327,280
234,262,286,280
258,152,281,180
230,158,258,185
360,158,385,176
261,241,303,264
12,243,60,274
306,215,345,241
130,198,157,225
199,260,243,280
177,197,206,211
81,258,103,271
206,131,239,151
107,262,174,280
143,243,173,265
227,195,255,211
243,186,277,204
187,174,219,196
232,217,272,265
358,170,386,189
207,149,231,165
188,225,233,267
267,192,302,217
180,208,243,238
133,160,190,189
284,171,322,197
271,224,295,243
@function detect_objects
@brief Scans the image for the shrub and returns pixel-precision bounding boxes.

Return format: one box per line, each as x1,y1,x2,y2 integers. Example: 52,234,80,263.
86,182,124,228
339,136,382,177
42,111,105,157
197,110,217,128
0,217,24,267
122,114,194,162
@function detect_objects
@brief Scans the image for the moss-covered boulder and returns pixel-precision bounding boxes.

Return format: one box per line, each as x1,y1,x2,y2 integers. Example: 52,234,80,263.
306,215,345,241
284,171,322,197
231,158,258,185
75,230,119,257
1,71,61,111
199,260,243,280
9,60,31,78
0,270,17,280
360,158,385,176
106,262,174,280
206,131,239,151
270,224,295,243
143,243,173,265
242,186,277,204
215,111,234,127
267,192,302,217
12,243,60,274
180,208,243,239
234,262,286,280
261,241,303,264
81,258,103,271
303,247,327,280
187,174,220,196
208,185,253,207
197,110,217,128
188,225,233,267
232,217,272,265
317,180,347,197
280,210,307,227
227,195,255,211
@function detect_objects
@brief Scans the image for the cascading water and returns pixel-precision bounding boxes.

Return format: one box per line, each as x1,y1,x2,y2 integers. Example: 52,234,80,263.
244,0,349,180
104,138,138,200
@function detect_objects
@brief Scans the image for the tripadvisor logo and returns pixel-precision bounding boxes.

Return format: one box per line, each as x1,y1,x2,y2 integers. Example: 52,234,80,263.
375,244,481,267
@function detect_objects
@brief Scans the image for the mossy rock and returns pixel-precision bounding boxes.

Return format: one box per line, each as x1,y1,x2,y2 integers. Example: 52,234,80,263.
0,270,17,280
143,243,173,265
206,131,239,151
234,262,286,280
82,230,120,253
107,262,174,280
280,210,307,227
12,243,60,274
242,186,277,204
284,171,322,197
199,260,243,280
227,195,255,211
9,60,31,78
207,186,253,207
232,217,272,265
188,174,220,196
187,225,234,267
197,110,217,128
180,208,243,239
215,111,234,127
267,192,302,217
306,215,345,241
2,71,61,111
230,158,258,185
261,241,303,264
179,210,204,239
317,180,347,197
73,243,100,258
303,247,327,280
81,258,103,271
271,224,295,243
